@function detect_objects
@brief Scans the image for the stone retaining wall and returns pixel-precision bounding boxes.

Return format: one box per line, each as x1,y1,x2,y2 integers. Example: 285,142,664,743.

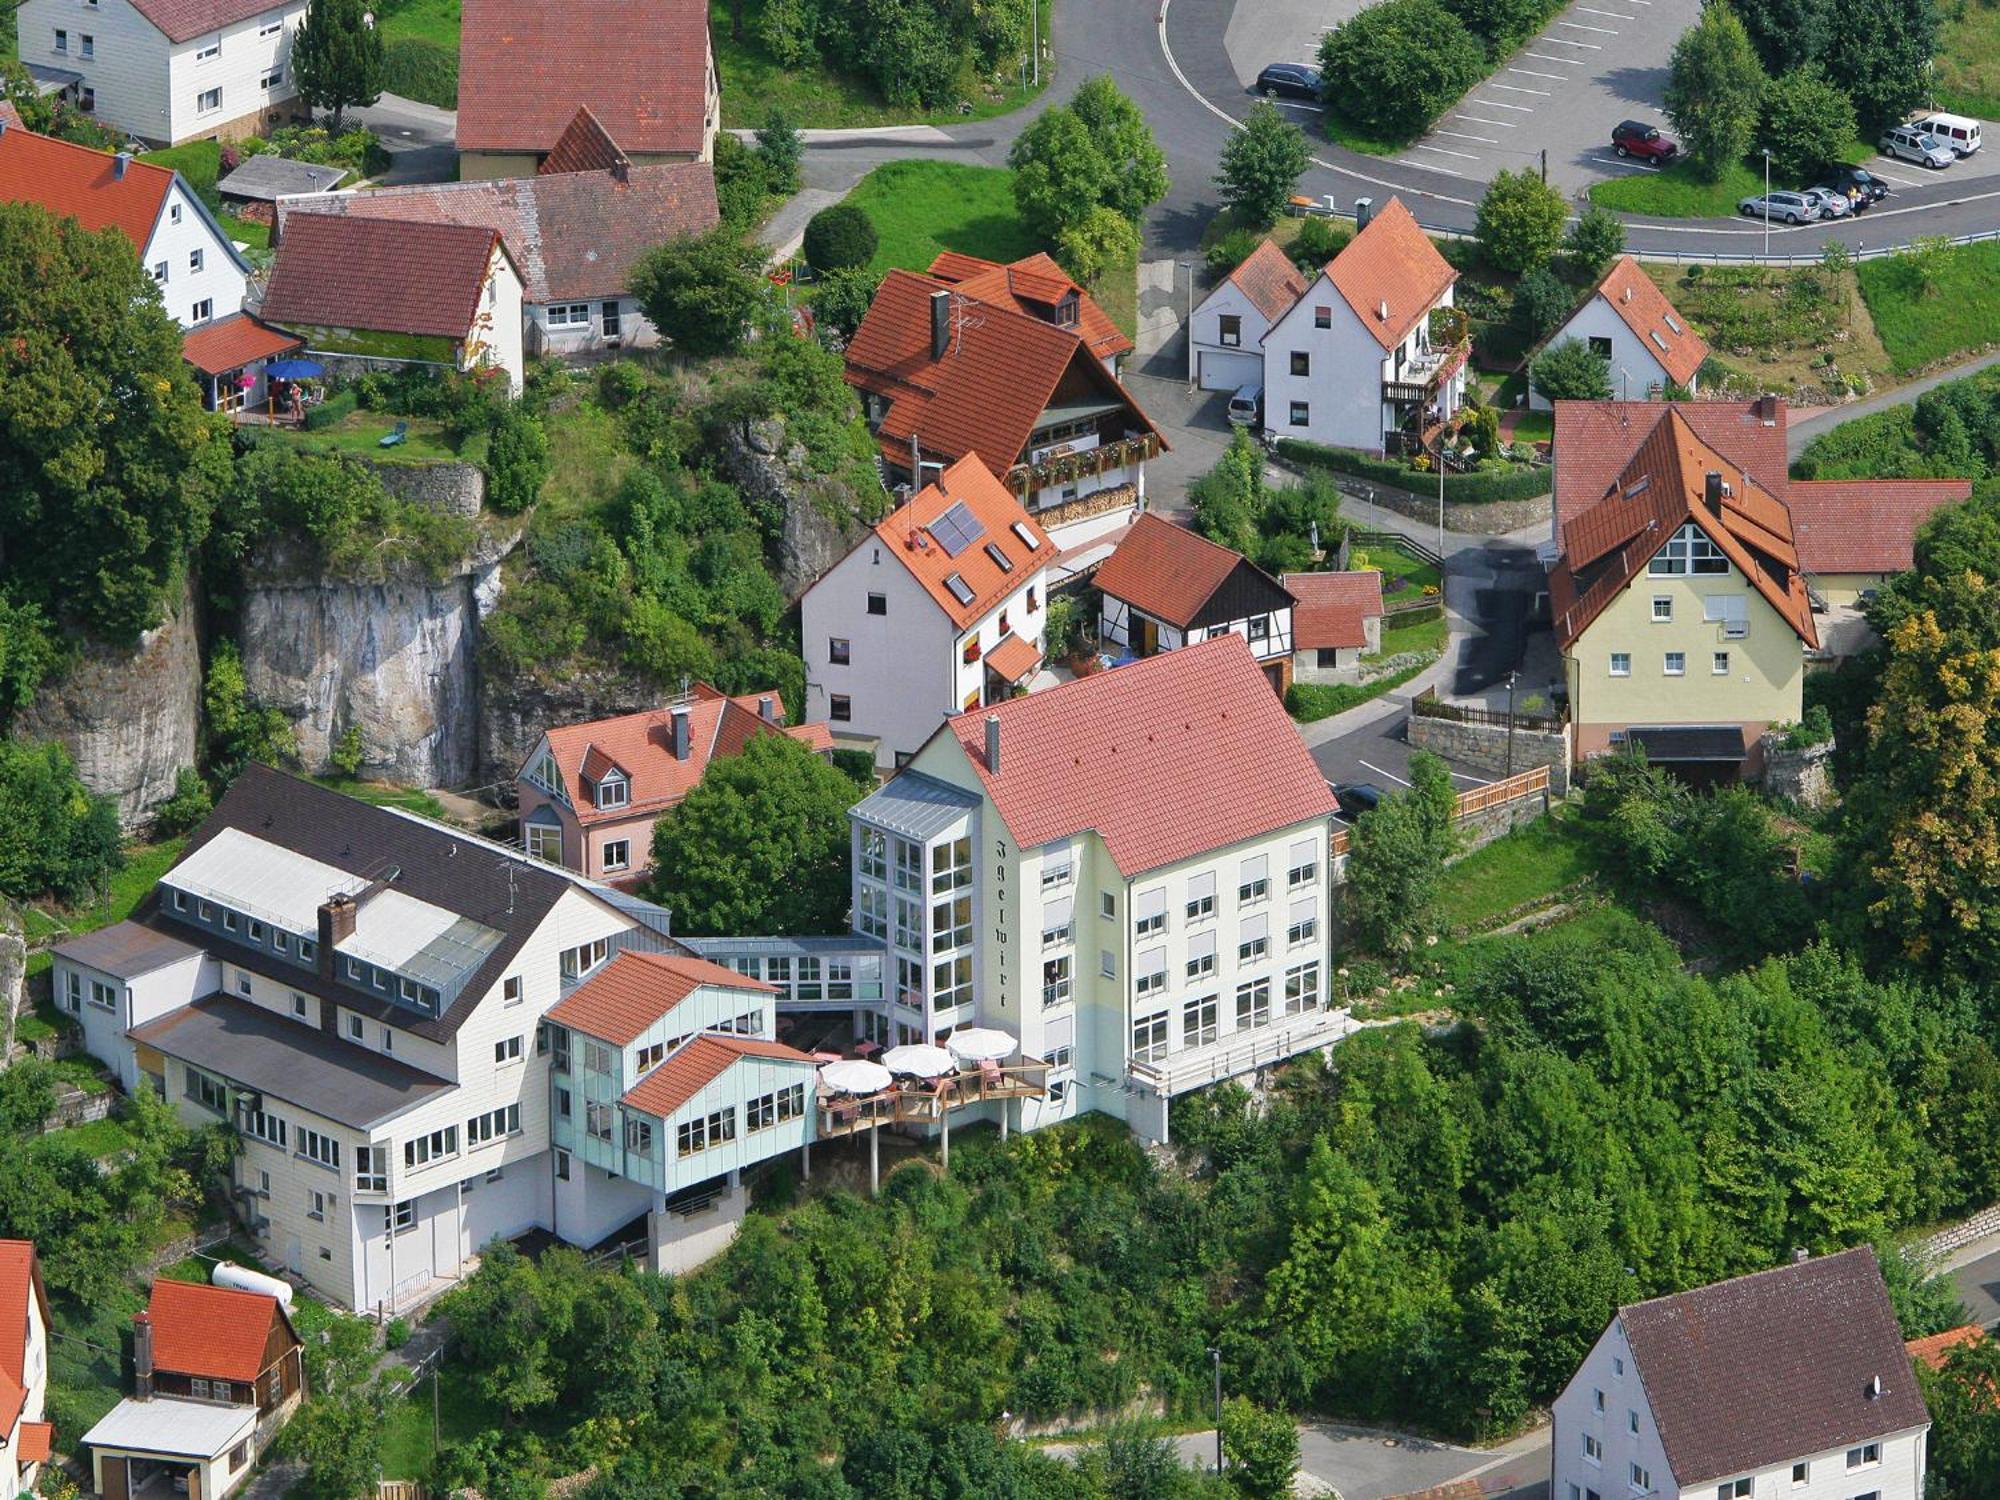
1305,472,1552,536
45,1085,114,1129
362,459,485,517
1455,789,1552,852
1758,735,1833,808
1408,713,1570,792
1924,1203,2000,1260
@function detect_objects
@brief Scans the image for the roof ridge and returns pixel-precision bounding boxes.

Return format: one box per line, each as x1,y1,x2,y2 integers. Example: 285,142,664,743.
1621,1244,1874,1316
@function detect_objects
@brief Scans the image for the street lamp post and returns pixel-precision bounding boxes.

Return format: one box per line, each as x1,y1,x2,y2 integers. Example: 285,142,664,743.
1436,437,1446,560
1181,261,1196,388
1761,148,1773,259
1210,1347,1224,1473
1505,669,1519,777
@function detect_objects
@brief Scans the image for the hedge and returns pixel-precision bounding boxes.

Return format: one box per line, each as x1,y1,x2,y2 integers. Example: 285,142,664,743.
1276,438,1552,504
381,38,458,108
1384,601,1444,625
1286,653,1437,723
302,389,359,431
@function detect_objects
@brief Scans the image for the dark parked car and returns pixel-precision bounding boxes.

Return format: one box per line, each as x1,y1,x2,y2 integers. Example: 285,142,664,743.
1331,782,1387,819
1255,63,1322,101
1611,120,1679,162
1816,165,1891,207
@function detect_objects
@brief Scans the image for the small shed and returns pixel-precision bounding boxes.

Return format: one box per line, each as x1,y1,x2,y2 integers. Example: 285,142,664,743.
217,155,347,205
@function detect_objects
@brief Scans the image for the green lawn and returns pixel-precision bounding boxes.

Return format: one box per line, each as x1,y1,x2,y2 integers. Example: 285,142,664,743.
380,1365,505,1480
24,837,186,985
1588,160,1762,218
1436,811,1594,932
1508,411,1554,443
375,0,459,48
848,160,1042,278
1857,239,2000,375
710,0,1050,130
1321,116,1412,158
58,1118,139,1160
310,776,449,819
286,412,468,463
1371,611,1449,660
1350,542,1441,606
540,399,635,524
1936,0,2000,118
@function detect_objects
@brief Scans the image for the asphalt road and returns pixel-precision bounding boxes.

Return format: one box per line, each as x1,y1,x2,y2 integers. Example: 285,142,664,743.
1950,1244,2000,1329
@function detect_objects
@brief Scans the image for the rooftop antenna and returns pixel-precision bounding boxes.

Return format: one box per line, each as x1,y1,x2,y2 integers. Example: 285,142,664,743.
493,858,518,916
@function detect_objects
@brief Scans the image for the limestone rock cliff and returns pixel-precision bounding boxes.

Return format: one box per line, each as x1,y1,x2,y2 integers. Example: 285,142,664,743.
479,663,666,789
715,416,876,600
14,579,203,829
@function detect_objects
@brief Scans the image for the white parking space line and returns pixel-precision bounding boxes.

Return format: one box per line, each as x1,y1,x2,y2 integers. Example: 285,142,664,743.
1436,129,1500,144
1524,52,1583,63
1475,98,1537,110
1510,66,1566,79
1577,6,1638,16
1359,760,1413,788
1866,161,1922,184
1456,113,1519,127
1591,155,1657,171
1557,19,1620,31
1416,143,1484,160
1274,100,1326,114
1491,82,1553,95
1539,34,1600,44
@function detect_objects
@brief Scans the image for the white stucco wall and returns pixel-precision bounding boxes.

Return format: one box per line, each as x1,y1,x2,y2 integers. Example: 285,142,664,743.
161,0,303,142
1261,273,1461,452
1530,295,1677,411
17,0,172,140
1190,276,1275,392
143,178,250,329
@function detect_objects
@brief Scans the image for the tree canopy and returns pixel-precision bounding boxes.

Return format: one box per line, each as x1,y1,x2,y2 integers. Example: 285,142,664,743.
1475,168,1569,273
632,228,769,360
1530,337,1615,402
1664,3,1766,181
1008,76,1167,242
291,0,384,132
1317,0,1486,143
1216,102,1314,231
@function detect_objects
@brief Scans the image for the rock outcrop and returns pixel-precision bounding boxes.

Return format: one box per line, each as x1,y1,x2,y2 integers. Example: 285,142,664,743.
479,663,667,790
238,531,515,787
715,415,874,599
14,579,203,829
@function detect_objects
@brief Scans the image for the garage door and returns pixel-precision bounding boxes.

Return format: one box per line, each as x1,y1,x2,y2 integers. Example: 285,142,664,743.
1198,349,1262,393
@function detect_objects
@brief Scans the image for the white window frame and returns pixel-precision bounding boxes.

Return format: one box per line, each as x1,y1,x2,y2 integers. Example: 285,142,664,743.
1651,595,1672,622
602,838,631,871
196,86,222,113
546,302,591,329
1609,653,1631,677
1663,651,1685,677
194,34,220,60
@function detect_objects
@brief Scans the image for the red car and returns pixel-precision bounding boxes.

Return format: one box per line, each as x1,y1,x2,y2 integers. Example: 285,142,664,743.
1612,121,1679,162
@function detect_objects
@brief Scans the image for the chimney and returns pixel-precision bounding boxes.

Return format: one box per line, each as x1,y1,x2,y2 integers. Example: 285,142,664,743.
757,695,776,723
317,894,356,977
114,151,131,179
1756,394,1779,424
930,289,951,360
671,704,691,761
133,1311,154,1400
1703,471,1724,515
984,713,1001,774
1621,285,1633,303
1354,196,1374,231
1793,1246,1810,1263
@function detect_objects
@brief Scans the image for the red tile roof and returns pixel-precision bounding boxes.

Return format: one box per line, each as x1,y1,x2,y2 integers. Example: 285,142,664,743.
985,633,1043,684
15,1419,51,1462
1093,513,1282,629
278,163,716,306
1592,256,1709,387
621,1033,816,1118
1548,407,1816,651
0,1241,47,1423
457,0,712,158
261,215,504,339
1323,198,1457,351
0,128,172,250
942,633,1335,876
1789,478,1971,575
1907,1324,1987,1372
846,265,1164,482
147,1278,297,1385
928,250,1133,361
548,949,775,1045
181,312,301,376
0,100,23,131
869,454,1058,630
1284,570,1385,650
532,684,830,828
540,106,629,176
1223,237,1309,325
127,0,289,44
1552,400,1790,538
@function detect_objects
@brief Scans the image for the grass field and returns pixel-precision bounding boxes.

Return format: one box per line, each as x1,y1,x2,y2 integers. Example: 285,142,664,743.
1370,611,1449,660
380,1365,506,1479
848,161,1041,277
1857,239,2000,374
1588,160,1762,218
1642,262,1893,394
1935,0,2000,119
310,776,450,818
375,0,459,48
711,0,1049,129
286,411,467,463
1435,811,1593,932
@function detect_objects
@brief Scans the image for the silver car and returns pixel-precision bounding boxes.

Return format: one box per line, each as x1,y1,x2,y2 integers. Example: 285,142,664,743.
1737,190,1821,224
1878,125,1955,168
1799,187,1850,219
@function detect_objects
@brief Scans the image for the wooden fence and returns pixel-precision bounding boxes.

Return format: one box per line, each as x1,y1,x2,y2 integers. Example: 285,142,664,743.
1411,684,1563,732
1330,764,1551,856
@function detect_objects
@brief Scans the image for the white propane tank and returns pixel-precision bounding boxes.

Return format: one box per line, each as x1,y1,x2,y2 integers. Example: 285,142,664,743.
212,1261,295,1309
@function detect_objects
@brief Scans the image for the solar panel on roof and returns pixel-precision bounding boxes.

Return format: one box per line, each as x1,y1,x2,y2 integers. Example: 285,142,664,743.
984,542,1014,573
929,500,986,557
943,573,976,606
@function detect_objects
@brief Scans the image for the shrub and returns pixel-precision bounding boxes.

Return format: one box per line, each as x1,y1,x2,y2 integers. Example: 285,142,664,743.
1531,337,1614,402
595,361,648,409
0,740,124,902
1761,66,1856,179
1563,205,1626,279
383,1317,411,1351
302,388,359,431
1205,225,1265,280
1276,438,1553,503
757,109,804,196
150,766,213,837
1286,655,1436,721
1778,703,1835,749
1318,0,1485,143
1054,205,1139,286
379,37,457,108
486,408,552,514
803,202,879,273
1476,168,1569,273
1291,215,1352,268
1513,267,1573,340
330,723,365,778
712,133,771,232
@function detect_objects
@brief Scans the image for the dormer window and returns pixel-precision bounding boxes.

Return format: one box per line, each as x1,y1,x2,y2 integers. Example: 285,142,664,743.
596,773,628,810
1057,293,1079,327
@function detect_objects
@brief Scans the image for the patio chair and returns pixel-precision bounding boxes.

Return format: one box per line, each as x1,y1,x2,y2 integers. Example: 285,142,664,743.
978,1058,1003,1093
378,420,409,448
854,1039,882,1060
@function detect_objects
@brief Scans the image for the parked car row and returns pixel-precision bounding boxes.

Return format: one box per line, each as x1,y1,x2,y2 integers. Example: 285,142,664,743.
1878,114,1983,167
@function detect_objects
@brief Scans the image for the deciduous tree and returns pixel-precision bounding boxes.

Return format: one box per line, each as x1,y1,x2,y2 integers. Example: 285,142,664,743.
1475,167,1569,272
1563,205,1626,279
632,227,767,358
1216,102,1315,230
1530,336,1615,403
1317,0,1485,143
1761,66,1857,180
1664,4,1766,181
1068,75,1171,224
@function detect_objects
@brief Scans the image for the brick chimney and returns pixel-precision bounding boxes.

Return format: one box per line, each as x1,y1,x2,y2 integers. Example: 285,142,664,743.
317,893,357,977
133,1310,154,1400
671,704,691,761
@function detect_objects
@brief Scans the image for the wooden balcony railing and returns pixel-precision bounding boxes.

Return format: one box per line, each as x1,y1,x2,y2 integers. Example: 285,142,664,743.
816,1058,1050,1138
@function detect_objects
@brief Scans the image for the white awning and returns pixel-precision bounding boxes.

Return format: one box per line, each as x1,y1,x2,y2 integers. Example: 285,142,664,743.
1044,1013,1074,1051
1043,841,1074,877
1188,929,1217,961
1289,838,1318,867
1187,870,1217,902
1239,854,1269,882
1291,898,1317,926
1240,912,1269,943
1136,887,1168,921
1138,946,1167,981
1042,896,1074,930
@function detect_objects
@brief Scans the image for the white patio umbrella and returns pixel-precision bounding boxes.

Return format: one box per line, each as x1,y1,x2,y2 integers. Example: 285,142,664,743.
945,1027,1018,1063
880,1043,956,1078
819,1058,893,1095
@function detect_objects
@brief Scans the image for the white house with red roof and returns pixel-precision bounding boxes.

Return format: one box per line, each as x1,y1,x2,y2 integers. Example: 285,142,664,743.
14,0,304,143
1260,197,1467,455
1530,256,1709,410
800,453,1060,769
0,123,249,330
515,684,833,881
1190,236,1310,393
847,634,1342,1142
843,251,1165,547
0,1241,52,1500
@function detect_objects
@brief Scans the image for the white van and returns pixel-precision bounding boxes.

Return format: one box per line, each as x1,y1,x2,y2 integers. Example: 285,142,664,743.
1226,382,1263,427
1918,113,1982,156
